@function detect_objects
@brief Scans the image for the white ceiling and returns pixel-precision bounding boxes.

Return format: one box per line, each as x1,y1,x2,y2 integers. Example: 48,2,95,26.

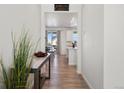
45,12,78,29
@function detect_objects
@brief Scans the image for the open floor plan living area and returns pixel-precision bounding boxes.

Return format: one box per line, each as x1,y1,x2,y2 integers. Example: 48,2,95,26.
0,4,124,89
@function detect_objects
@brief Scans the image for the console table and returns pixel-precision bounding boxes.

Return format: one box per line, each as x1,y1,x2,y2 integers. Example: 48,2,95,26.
30,53,51,89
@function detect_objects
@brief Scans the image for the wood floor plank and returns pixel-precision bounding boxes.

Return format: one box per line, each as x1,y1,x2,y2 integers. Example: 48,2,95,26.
42,55,89,89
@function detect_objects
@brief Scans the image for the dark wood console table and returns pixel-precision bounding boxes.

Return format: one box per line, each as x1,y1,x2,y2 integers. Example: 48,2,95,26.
30,53,51,89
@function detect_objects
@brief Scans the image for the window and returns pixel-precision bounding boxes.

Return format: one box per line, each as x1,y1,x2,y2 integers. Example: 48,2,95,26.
47,32,57,46
72,31,78,42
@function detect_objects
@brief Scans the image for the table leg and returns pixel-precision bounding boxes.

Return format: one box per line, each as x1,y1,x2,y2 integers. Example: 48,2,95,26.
48,56,51,79
34,69,40,89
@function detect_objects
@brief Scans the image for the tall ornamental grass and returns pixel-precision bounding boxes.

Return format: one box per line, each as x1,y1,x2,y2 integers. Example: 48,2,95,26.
0,30,39,88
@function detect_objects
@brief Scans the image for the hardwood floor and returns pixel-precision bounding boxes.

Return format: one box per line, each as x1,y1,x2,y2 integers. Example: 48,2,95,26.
42,55,89,89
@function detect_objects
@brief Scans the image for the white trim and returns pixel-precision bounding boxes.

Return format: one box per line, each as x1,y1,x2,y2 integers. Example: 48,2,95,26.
46,27,77,31
44,11,79,14
77,70,81,74
81,73,94,89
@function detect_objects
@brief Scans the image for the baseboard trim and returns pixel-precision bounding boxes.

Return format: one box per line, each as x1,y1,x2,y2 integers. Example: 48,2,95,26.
80,73,94,89
77,70,81,74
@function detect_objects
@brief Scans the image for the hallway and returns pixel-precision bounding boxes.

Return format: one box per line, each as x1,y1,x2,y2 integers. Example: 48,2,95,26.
42,55,89,89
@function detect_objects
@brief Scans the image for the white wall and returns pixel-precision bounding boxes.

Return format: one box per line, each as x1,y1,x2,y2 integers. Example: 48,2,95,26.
66,31,73,41
0,5,41,88
81,4,104,88
104,5,124,89
60,31,67,55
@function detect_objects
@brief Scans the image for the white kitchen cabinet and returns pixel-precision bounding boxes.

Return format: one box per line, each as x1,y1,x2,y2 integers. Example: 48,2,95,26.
67,47,77,65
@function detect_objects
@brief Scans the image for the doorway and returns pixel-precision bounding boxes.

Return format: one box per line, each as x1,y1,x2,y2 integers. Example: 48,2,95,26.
46,31,60,54
45,12,78,55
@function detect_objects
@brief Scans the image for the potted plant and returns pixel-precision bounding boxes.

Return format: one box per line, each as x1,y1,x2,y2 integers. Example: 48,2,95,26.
0,30,39,89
